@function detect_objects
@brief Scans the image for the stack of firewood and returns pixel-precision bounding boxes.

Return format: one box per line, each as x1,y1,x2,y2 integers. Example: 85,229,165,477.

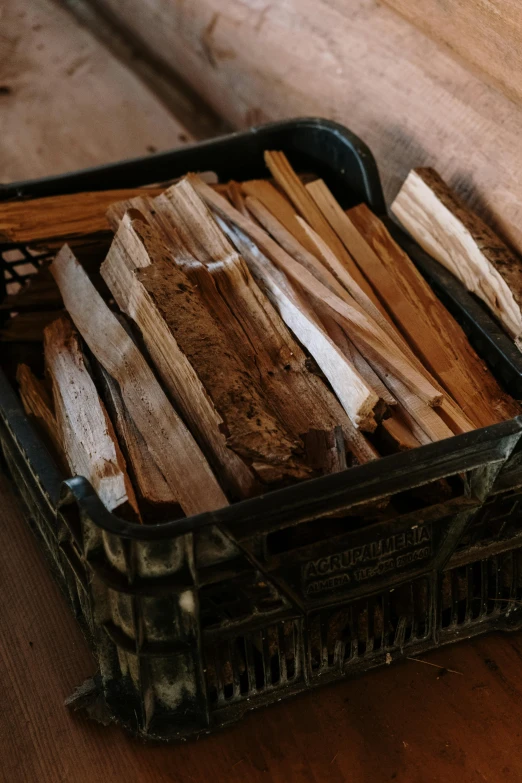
2,153,520,523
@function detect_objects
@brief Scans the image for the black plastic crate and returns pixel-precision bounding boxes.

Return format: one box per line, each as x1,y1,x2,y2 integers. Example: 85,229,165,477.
2,118,522,741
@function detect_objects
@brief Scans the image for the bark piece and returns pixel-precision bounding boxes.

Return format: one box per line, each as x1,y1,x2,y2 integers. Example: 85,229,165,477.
50,245,228,515
348,202,521,426
43,315,140,519
391,167,522,347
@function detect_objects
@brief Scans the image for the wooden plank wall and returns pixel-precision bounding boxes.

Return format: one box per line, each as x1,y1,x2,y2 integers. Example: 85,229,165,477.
90,0,522,257
1,0,192,183
382,0,522,106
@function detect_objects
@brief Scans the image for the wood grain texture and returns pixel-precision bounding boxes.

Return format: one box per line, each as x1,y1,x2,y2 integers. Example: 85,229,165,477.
3,473,522,783
0,0,191,184
0,188,164,245
93,0,522,255
382,0,522,105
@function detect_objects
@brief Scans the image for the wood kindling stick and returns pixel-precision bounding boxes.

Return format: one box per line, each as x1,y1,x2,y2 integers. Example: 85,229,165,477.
51,245,228,516
43,314,140,520
0,187,165,245
241,179,321,256
263,150,385,311
94,353,178,519
103,213,316,488
391,167,522,348
188,175,443,408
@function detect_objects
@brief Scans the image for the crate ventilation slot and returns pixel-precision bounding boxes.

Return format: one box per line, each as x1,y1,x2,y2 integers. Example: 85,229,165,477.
204,619,301,707
440,549,522,630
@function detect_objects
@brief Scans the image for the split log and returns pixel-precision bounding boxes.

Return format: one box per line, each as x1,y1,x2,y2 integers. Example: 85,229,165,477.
102,214,314,490
43,315,140,519
348,203,521,427
155,179,381,439
95,362,179,520
16,363,65,465
391,168,522,347
50,245,228,515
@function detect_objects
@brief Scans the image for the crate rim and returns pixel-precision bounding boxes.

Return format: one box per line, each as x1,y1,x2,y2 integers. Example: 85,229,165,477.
0,116,386,210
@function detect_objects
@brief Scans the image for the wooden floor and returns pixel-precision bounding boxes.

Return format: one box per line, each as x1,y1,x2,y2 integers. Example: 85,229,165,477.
3,1,522,781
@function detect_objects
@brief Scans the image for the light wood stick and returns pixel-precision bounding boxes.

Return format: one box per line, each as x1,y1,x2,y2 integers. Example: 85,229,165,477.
51,246,228,515
348,203,521,426
16,363,64,462
241,179,320,256
43,315,140,520
241,191,396,408
0,188,164,245
263,150,385,311
218,218,379,462
188,175,443,409
391,167,522,347
95,363,178,519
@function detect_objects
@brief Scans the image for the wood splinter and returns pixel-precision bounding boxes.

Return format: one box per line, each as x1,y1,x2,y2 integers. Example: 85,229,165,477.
391,167,522,348
43,314,141,521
